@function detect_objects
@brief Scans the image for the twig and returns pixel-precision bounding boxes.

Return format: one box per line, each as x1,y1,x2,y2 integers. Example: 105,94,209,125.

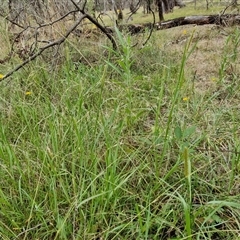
0,14,87,82
126,0,141,22
142,4,155,46
0,12,25,29
35,10,80,29
220,2,240,16
69,0,117,49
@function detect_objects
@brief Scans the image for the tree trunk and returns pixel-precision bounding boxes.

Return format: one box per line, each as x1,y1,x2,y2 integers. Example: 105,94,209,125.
156,0,164,21
162,0,170,13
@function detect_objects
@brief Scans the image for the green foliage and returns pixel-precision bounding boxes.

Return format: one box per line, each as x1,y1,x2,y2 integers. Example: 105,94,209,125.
0,22,240,240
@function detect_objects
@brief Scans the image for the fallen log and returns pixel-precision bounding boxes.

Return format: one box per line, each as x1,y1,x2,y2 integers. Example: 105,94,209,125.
158,14,240,29
113,14,240,34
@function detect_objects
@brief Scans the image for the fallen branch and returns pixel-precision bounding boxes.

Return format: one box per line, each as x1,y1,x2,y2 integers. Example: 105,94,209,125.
0,0,118,83
158,14,240,29
115,14,240,34
0,14,87,82
1,14,240,82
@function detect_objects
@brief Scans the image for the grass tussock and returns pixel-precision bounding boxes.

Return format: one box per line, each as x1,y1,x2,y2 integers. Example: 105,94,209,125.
0,10,240,240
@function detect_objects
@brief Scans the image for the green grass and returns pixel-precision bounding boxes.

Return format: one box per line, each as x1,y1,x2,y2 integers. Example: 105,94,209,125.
1,4,240,239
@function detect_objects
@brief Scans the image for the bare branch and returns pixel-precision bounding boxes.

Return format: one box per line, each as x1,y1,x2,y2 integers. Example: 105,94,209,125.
126,0,141,22
70,0,81,10
0,14,87,82
142,3,155,46
85,13,117,49
35,10,80,29
220,2,240,15
70,0,117,49
0,12,25,29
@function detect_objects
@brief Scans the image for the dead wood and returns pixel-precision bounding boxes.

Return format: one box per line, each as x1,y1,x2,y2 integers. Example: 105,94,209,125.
0,14,87,82
1,13,240,82
116,14,240,35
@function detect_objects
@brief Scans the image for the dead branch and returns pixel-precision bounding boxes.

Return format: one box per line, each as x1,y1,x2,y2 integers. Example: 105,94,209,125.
142,3,155,46
126,0,141,22
0,0,117,82
35,10,80,29
69,0,117,49
0,13,25,29
1,10,240,82
0,14,87,82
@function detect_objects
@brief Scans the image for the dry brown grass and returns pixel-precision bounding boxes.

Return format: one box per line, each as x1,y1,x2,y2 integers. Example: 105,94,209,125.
152,24,240,94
